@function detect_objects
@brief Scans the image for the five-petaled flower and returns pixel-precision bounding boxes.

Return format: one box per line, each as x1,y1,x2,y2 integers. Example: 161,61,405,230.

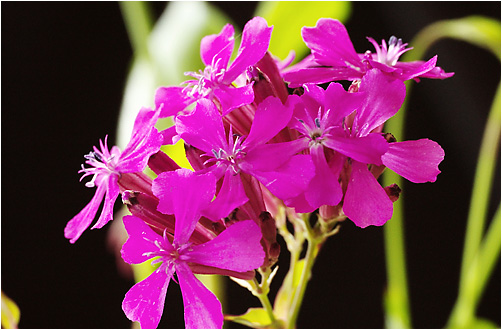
121,169,264,329
155,16,273,118
282,18,454,87
64,107,163,243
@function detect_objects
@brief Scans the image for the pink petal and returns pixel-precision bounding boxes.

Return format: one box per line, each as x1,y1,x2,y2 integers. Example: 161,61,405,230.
185,220,264,272
176,262,223,329
152,169,216,245
284,192,316,214
224,16,273,83
91,175,120,229
283,66,363,88
251,154,315,201
214,83,255,116
241,139,308,172
154,86,193,118
324,82,365,124
64,184,106,243
305,145,343,209
382,139,445,183
175,99,227,153
200,24,234,69
122,265,172,329
343,161,393,228
121,215,167,265
355,69,406,137
324,132,388,165
302,18,361,69
201,170,248,221
244,96,294,147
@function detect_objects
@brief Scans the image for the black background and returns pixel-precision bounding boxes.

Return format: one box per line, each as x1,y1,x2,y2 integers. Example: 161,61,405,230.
2,1,500,329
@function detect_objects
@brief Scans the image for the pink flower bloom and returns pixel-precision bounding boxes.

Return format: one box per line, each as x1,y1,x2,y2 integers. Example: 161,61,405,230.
155,16,273,117
286,69,445,227
121,169,264,329
282,18,454,87
64,107,163,243
175,96,314,220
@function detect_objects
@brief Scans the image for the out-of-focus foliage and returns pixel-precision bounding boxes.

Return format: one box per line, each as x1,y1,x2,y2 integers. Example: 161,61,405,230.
1,291,20,329
254,1,352,61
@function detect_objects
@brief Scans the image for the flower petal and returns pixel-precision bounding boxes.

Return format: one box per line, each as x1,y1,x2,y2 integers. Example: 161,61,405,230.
92,175,120,229
122,265,172,329
64,184,106,243
343,161,393,228
185,220,264,272
355,69,406,136
324,82,365,124
324,132,388,165
244,96,294,148
153,169,216,245
176,99,227,153
214,83,255,116
200,24,234,69
121,215,167,265
302,18,361,69
283,66,363,88
382,139,445,183
224,16,273,83
305,145,343,209
154,86,193,118
176,262,223,329
201,170,248,221
251,154,315,200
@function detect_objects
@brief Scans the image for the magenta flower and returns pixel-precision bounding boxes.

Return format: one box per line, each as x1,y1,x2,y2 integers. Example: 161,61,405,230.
282,18,454,87
121,169,264,329
64,107,163,243
286,69,444,227
175,96,314,220
155,16,273,117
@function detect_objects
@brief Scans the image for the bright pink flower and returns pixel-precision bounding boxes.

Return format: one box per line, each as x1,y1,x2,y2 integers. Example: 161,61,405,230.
121,169,264,329
65,107,163,243
175,96,314,220
155,16,273,117
282,18,454,87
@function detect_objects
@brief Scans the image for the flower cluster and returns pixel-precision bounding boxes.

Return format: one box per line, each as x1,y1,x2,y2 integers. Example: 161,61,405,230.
65,17,451,328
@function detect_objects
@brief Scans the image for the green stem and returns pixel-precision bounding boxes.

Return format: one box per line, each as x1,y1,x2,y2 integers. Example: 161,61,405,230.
459,83,501,290
119,1,154,60
251,277,277,325
286,218,320,328
447,205,501,328
382,84,412,330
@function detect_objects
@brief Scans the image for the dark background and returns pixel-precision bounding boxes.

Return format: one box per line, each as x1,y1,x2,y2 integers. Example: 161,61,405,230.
2,1,500,328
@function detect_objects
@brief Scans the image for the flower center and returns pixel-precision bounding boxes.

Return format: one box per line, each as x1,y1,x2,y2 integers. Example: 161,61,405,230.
79,138,121,188
368,35,412,67
183,58,226,99
206,133,247,175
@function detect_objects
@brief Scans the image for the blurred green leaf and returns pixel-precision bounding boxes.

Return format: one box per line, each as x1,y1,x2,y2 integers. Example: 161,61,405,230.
254,1,352,60
1,291,20,329
225,307,273,328
406,15,501,62
273,258,305,321
147,1,232,86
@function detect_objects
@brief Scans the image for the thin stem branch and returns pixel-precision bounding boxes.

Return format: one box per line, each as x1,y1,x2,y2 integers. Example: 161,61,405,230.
459,82,501,290
286,217,320,328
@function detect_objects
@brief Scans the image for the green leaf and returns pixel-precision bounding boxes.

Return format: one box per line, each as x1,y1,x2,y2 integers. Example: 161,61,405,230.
225,307,273,328
273,258,305,320
468,317,500,329
1,291,20,329
254,1,352,60
147,1,232,86
405,15,501,62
